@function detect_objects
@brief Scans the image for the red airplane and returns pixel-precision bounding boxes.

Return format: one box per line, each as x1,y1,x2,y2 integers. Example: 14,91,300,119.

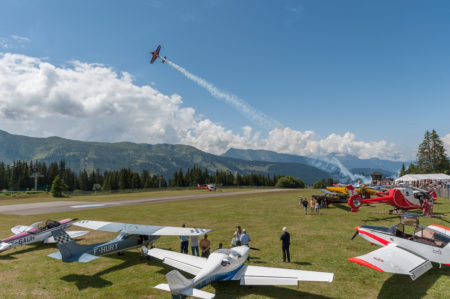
347,184,437,213
150,45,167,64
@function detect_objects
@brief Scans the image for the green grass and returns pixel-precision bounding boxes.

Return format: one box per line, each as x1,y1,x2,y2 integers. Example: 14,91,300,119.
0,189,449,298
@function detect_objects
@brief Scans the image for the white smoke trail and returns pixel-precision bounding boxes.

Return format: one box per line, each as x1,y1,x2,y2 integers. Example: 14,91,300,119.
165,59,283,131
164,59,370,184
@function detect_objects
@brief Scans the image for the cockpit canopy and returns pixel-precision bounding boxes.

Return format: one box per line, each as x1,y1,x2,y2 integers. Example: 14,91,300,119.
215,248,242,259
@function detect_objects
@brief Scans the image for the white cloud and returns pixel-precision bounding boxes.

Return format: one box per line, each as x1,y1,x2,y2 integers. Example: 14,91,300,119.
0,35,30,49
11,35,31,43
0,52,405,161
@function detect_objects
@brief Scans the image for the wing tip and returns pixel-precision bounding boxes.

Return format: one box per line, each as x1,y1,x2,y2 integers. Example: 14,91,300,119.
348,257,384,272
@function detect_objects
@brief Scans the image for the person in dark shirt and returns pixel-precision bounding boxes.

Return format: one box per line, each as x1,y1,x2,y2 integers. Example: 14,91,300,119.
280,227,290,262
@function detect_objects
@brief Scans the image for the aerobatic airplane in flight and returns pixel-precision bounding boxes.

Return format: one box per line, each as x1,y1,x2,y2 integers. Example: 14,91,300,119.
349,213,450,280
148,246,334,299
0,218,87,253
48,220,210,262
150,45,167,64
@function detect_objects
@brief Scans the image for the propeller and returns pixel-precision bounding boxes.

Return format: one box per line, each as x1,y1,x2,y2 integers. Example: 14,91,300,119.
350,226,360,240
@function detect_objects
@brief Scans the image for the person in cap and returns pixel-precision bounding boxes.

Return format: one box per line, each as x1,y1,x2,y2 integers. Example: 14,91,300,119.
280,227,290,262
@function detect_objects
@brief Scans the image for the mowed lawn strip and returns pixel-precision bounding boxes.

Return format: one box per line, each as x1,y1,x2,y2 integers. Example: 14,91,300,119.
0,189,449,298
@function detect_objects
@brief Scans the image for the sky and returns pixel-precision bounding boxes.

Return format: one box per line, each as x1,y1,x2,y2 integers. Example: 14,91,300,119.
0,0,449,161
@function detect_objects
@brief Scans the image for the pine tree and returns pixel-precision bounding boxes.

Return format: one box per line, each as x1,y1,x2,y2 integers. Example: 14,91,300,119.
50,175,68,197
399,163,406,176
417,130,450,173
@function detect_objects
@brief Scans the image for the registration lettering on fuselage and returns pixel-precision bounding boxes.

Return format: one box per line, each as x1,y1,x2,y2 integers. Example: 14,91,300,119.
94,243,119,255
14,235,35,245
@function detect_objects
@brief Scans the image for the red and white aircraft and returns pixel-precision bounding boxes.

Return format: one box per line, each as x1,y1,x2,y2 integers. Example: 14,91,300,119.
346,184,437,213
348,213,450,280
150,45,167,64
197,184,216,191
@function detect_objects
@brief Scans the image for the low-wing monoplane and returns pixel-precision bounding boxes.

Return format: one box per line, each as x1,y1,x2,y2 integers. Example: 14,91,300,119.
197,184,216,191
148,245,334,299
348,213,450,280
150,45,167,64
346,184,437,213
0,218,87,253
48,220,211,263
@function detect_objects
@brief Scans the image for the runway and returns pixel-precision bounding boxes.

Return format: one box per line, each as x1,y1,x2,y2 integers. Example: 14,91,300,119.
0,189,286,216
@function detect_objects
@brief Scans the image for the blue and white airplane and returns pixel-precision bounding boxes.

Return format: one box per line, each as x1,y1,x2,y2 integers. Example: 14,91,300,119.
148,246,334,299
48,220,210,263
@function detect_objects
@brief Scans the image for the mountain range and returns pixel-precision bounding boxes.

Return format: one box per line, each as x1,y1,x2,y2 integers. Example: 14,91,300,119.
0,130,404,184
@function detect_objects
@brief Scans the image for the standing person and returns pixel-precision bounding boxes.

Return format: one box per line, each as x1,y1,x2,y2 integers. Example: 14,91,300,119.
298,196,303,207
180,224,189,254
190,235,199,256
240,229,251,246
315,197,320,215
240,229,251,261
234,226,242,246
302,198,308,215
310,197,315,214
280,227,290,263
199,234,211,258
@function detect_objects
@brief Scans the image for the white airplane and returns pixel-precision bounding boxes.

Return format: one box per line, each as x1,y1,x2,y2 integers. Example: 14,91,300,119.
349,213,450,280
0,218,87,253
147,245,334,299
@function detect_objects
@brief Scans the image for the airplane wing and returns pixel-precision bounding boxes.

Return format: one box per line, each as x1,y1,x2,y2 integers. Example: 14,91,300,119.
348,244,432,280
236,265,334,285
74,220,211,236
11,225,29,234
148,248,207,275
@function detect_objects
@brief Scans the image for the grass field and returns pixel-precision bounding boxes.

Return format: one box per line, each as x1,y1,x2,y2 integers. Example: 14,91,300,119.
0,189,449,298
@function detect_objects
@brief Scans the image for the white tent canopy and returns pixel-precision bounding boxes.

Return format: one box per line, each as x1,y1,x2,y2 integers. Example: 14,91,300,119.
395,173,450,183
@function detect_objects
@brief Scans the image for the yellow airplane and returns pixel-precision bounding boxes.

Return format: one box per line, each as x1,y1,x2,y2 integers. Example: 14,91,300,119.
326,185,381,197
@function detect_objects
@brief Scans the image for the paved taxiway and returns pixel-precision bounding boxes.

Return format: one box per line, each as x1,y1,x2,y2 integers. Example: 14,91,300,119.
0,189,286,215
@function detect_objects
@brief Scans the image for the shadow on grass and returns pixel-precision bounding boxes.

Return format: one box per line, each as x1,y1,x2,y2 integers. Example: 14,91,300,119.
60,252,146,290
6,243,54,257
377,266,450,299
213,281,333,299
332,204,351,212
292,261,312,266
0,254,16,260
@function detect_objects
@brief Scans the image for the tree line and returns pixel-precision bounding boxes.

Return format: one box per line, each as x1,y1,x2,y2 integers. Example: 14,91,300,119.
400,129,450,176
0,161,285,191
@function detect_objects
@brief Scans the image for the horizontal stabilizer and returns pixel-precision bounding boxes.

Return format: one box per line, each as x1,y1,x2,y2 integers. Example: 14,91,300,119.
154,284,215,299
48,251,62,260
48,251,98,263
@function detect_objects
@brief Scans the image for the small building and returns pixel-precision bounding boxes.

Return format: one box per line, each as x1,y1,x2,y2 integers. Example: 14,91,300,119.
371,171,383,182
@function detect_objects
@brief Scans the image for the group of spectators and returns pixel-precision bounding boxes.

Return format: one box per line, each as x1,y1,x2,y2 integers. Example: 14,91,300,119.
299,196,327,215
179,224,293,264
180,224,211,258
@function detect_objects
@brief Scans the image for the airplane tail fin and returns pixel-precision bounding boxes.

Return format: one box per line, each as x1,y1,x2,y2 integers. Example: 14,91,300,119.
346,185,362,212
49,228,97,263
166,270,192,293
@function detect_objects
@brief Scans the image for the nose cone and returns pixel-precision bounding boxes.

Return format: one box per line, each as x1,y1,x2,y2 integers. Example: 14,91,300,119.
0,242,12,252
